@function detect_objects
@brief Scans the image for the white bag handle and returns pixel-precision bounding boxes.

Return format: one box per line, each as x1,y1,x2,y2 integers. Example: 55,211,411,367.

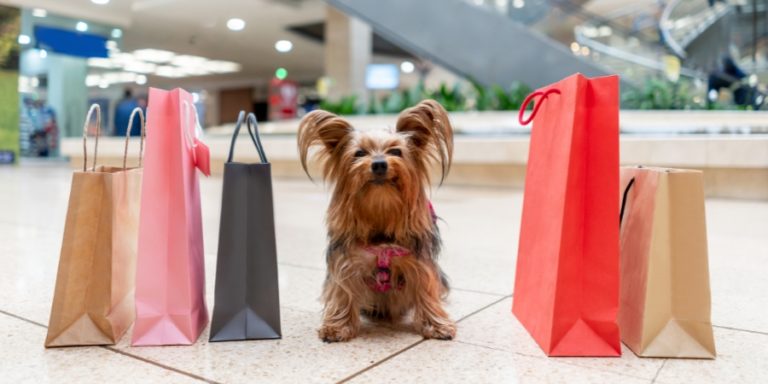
181,99,203,162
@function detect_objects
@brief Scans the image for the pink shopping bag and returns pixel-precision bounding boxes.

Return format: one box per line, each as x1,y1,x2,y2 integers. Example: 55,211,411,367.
132,88,210,346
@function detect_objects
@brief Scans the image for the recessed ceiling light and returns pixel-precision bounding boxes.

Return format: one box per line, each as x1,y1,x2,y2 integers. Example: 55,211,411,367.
155,66,185,78
124,61,157,74
32,8,47,17
400,61,415,73
39,49,48,58
76,21,88,32
135,75,147,85
92,0,110,4
512,0,525,8
206,60,241,73
111,28,122,39
133,49,175,63
17,35,30,45
275,40,293,53
226,18,246,31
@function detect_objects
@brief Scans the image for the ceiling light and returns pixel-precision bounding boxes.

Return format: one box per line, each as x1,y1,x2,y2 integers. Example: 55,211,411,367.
206,60,241,73
17,35,30,45
275,67,288,80
155,66,185,78
87,57,117,68
111,28,122,39
580,46,590,55
512,0,525,8
32,8,47,17
92,0,110,4
181,66,211,76
171,55,207,67
226,18,246,31
39,49,48,58
98,81,109,89
133,49,175,63
400,61,415,73
124,61,157,74
135,75,147,85
76,22,88,32
86,74,100,87
598,26,612,37
275,40,293,53
570,42,580,53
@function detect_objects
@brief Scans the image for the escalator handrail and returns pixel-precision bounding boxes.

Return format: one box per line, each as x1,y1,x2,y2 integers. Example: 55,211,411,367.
660,0,689,58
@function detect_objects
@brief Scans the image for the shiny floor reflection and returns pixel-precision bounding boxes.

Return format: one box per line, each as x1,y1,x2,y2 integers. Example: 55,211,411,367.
0,164,766,383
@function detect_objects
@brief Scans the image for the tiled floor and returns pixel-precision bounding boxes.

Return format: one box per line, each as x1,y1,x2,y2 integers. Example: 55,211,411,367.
1,164,766,383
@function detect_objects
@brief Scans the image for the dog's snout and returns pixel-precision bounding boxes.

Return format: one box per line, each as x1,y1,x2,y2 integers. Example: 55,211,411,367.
371,158,388,176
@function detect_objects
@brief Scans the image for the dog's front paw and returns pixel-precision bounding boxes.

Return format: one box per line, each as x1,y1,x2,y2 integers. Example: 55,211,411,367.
419,320,457,340
318,323,358,343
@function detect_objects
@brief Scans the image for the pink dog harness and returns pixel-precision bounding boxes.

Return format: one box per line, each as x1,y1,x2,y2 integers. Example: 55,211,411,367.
365,245,410,293
365,202,438,293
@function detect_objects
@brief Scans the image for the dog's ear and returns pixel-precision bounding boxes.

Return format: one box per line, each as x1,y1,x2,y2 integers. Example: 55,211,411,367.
396,99,454,184
297,110,354,180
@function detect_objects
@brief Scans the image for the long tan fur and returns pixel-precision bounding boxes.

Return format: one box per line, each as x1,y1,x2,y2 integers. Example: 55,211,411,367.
298,100,456,342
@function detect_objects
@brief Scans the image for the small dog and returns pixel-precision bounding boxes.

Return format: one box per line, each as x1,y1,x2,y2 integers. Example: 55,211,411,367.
297,100,457,342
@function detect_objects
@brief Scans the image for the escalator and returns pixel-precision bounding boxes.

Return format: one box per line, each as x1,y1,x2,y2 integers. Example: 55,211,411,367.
325,0,620,88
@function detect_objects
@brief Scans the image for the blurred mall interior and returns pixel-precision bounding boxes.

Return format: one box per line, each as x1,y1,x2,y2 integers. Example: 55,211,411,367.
1,0,766,199
0,1,767,382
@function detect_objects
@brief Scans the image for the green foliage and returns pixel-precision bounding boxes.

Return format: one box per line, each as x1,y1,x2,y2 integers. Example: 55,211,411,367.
621,78,706,110
0,6,20,70
324,80,536,115
319,95,362,115
0,70,20,160
426,82,466,112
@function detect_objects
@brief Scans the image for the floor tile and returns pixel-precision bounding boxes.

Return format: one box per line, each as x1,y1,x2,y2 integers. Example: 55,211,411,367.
347,339,650,384
2,165,767,383
0,313,202,384
655,327,768,384
454,298,665,380
111,307,422,384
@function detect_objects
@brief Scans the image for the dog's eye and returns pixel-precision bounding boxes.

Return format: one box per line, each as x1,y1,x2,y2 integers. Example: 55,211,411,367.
354,150,367,158
387,148,403,157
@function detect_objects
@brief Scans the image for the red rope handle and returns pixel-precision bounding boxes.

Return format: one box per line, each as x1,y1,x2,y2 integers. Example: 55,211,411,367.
518,88,561,126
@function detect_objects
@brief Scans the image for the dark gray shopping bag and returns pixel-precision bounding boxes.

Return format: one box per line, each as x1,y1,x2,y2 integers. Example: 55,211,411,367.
209,111,282,342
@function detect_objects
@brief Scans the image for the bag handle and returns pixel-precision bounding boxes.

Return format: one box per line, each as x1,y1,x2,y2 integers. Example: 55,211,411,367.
181,99,201,163
619,177,636,226
122,107,146,169
518,88,561,126
82,104,101,172
227,111,268,163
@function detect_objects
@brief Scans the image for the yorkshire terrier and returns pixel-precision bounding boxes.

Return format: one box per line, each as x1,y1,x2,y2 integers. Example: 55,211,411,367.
297,100,457,342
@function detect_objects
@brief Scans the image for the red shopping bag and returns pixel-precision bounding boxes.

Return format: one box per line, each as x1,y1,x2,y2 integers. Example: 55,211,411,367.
132,88,210,346
512,73,621,356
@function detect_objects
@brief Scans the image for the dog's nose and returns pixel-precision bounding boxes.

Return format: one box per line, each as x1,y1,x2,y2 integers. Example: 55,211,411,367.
371,158,388,176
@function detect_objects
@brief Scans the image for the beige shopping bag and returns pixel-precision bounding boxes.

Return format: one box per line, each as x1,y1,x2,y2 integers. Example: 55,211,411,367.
618,166,716,358
45,105,145,347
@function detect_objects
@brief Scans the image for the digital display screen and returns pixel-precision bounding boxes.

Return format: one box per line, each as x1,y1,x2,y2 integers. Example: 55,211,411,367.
365,64,399,90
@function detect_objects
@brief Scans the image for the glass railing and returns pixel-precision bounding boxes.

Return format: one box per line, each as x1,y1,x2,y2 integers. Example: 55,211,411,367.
466,0,705,84
660,0,732,58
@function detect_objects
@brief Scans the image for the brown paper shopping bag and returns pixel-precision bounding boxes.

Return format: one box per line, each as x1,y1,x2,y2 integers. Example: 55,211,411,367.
618,166,716,358
45,105,145,347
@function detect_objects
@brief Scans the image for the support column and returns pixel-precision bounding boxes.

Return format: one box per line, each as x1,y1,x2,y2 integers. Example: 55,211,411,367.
324,5,372,106
47,54,88,139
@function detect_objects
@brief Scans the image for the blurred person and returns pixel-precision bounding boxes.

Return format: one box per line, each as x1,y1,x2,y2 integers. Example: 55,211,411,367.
114,88,143,137
708,55,752,106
